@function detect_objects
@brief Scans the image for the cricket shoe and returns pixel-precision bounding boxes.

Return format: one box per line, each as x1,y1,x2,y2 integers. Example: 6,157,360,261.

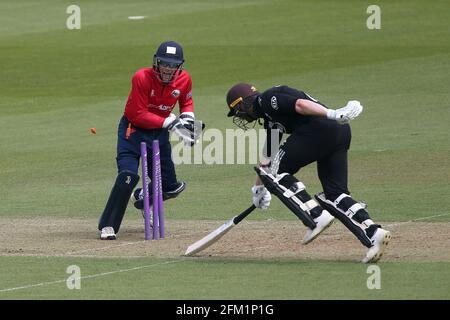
131,181,186,210
302,210,335,245
100,226,116,240
362,228,391,263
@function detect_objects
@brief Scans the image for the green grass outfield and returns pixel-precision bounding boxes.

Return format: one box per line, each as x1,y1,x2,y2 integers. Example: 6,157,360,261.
1,256,449,300
0,0,449,299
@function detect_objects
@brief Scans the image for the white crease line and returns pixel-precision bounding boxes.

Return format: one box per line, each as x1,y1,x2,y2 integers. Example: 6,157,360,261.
65,240,147,255
316,212,450,238
58,212,450,256
65,234,193,256
209,212,450,254
312,212,450,241
4,212,449,258
0,253,154,259
0,260,181,293
2,236,192,258
64,230,198,256
385,212,450,228
1,213,448,291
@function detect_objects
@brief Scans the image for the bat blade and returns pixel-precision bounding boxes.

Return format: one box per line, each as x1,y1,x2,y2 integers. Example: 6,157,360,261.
184,218,236,256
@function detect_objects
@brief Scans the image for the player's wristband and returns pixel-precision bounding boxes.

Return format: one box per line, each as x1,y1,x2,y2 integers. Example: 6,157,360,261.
326,109,337,120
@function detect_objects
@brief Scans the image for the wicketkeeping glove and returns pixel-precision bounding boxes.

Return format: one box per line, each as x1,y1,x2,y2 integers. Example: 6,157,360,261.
163,113,205,147
163,114,197,146
180,112,206,135
252,185,271,210
326,100,363,124
179,112,196,132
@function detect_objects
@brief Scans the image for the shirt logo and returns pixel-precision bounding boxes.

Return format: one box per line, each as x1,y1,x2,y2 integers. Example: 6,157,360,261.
148,103,174,111
150,89,155,97
186,91,192,99
159,105,172,111
270,96,278,110
172,89,180,98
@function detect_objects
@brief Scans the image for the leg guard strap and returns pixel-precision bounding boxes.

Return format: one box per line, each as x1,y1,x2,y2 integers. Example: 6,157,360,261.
315,192,374,247
255,166,316,229
276,174,323,219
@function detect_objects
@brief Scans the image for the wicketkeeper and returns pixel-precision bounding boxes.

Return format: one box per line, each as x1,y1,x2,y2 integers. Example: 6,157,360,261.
98,41,202,240
225,83,391,263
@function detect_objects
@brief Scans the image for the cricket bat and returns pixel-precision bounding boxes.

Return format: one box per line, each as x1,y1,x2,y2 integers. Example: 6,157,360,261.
184,205,256,256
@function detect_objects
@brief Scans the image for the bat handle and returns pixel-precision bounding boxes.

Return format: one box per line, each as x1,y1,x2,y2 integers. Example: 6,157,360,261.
233,204,256,224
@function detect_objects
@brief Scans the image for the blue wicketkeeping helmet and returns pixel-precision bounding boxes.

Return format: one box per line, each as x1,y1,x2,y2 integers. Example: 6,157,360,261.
153,41,184,83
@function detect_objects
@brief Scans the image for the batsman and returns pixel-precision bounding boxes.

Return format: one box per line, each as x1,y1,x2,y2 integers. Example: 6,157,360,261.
98,41,202,240
226,83,391,263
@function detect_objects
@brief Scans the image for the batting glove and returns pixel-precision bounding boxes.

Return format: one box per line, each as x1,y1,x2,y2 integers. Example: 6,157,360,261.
326,100,363,124
252,185,271,210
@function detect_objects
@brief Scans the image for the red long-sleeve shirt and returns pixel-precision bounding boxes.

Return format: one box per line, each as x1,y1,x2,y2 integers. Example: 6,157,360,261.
124,68,194,129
